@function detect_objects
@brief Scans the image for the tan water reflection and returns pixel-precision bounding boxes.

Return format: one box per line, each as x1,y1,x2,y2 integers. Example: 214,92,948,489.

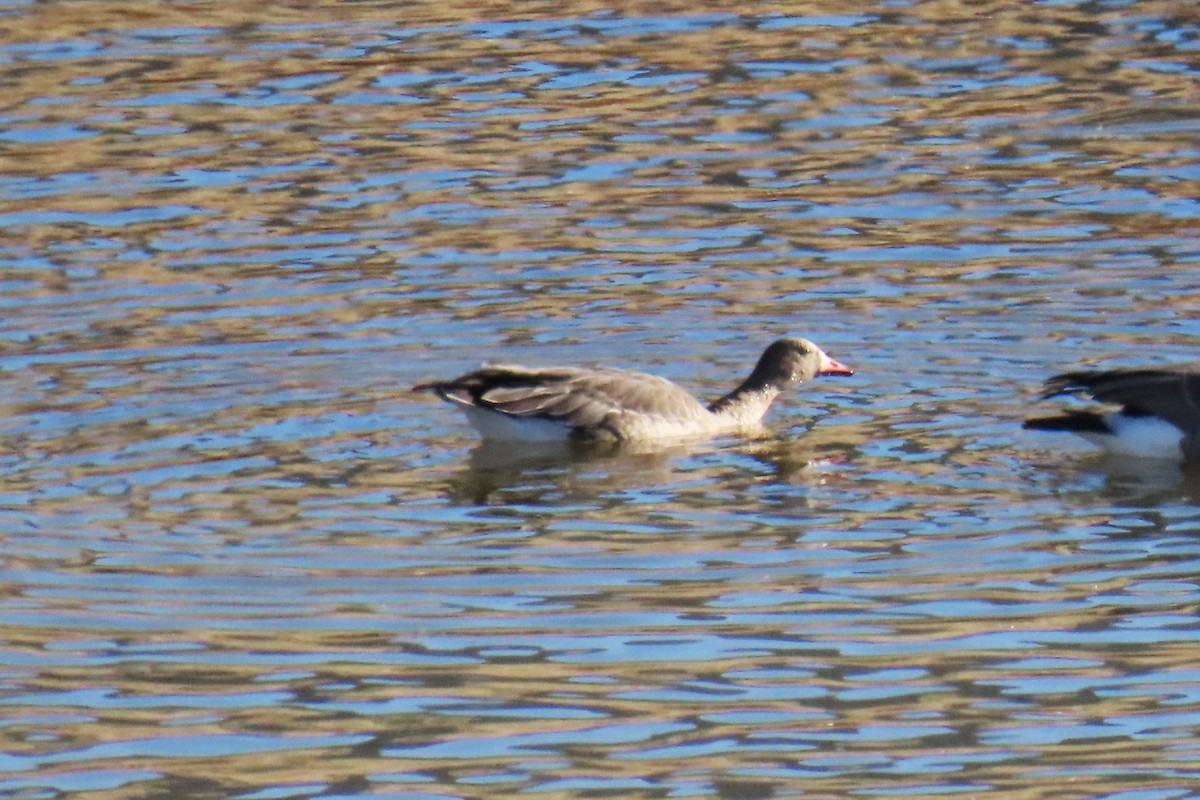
2,0,1200,798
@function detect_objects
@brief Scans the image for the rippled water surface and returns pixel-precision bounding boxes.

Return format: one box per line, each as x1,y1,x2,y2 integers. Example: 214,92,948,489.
3,1,1200,798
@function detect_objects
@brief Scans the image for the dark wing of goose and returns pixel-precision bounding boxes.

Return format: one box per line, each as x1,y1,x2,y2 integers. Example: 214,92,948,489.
1044,367,1200,432
414,365,580,404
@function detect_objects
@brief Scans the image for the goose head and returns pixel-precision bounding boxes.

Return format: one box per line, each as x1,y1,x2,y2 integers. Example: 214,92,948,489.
750,337,853,390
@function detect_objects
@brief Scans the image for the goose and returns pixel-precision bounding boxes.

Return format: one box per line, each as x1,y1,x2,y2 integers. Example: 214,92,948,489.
413,337,852,442
1024,365,1200,461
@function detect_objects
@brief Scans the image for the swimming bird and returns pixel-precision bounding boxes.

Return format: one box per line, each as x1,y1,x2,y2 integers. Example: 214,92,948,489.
414,337,853,442
1024,365,1200,462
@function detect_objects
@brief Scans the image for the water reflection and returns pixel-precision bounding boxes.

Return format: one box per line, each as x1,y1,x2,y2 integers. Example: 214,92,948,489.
445,439,654,504
2,1,1200,798
1030,450,1200,507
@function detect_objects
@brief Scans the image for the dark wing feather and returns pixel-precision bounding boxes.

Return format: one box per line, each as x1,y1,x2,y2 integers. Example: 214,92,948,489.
1043,366,1200,433
414,365,579,403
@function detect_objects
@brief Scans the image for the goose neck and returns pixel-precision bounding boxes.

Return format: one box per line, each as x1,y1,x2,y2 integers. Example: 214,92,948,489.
708,383,781,426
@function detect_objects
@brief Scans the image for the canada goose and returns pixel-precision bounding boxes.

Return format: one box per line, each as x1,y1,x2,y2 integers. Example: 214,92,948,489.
1025,365,1200,461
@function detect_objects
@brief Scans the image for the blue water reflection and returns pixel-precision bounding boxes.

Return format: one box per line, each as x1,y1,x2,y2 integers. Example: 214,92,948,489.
2,1,1200,798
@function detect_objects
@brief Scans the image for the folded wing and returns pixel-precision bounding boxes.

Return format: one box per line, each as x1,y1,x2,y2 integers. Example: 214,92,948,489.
1044,367,1200,433
416,365,710,438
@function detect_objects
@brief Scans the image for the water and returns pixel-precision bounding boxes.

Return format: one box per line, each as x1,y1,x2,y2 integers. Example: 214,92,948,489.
2,1,1200,798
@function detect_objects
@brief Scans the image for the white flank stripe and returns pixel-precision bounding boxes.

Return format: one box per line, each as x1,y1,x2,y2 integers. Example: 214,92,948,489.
1081,412,1186,461
464,407,574,442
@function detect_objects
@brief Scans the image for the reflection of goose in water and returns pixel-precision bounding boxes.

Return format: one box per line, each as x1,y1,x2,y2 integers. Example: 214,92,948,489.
414,338,852,442
1025,365,1200,462
453,439,683,502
